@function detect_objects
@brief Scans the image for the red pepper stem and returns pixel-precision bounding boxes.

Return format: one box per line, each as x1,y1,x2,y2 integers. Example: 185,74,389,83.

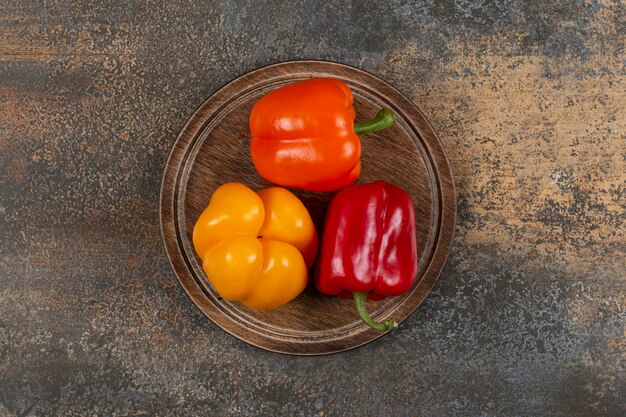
353,292,397,331
353,108,395,135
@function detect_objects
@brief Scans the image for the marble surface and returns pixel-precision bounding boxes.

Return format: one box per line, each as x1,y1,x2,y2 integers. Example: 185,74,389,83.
1,1,624,416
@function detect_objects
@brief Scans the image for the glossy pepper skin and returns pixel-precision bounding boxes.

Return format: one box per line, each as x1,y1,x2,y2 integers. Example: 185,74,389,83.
250,78,395,192
315,180,418,331
193,183,318,310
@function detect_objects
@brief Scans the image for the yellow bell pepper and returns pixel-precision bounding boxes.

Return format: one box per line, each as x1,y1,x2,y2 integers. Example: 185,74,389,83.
192,182,318,310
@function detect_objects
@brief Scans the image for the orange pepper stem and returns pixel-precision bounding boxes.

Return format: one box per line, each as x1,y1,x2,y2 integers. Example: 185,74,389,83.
353,292,397,331
353,108,395,135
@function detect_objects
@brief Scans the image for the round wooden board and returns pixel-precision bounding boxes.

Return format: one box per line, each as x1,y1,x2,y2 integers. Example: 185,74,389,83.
160,60,456,355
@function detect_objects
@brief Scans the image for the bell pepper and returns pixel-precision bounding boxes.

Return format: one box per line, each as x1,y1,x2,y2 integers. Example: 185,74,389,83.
249,78,395,192
315,180,418,331
193,182,318,310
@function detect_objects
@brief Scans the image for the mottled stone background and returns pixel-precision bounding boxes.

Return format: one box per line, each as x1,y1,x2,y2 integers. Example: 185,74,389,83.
1,0,624,416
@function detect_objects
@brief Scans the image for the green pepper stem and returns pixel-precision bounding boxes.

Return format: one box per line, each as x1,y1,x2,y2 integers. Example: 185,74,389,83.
353,108,395,135
353,292,397,331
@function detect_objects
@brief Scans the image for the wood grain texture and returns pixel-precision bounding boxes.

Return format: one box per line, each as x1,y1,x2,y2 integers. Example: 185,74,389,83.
160,60,456,354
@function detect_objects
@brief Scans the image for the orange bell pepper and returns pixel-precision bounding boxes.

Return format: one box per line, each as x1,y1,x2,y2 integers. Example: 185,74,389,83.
192,183,318,310
249,78,395,192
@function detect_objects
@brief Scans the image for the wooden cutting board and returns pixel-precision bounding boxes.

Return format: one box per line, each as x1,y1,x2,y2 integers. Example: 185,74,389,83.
160,60,456,355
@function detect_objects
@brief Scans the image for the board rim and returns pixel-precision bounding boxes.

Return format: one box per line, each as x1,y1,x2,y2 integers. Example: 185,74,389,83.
159,60,456,355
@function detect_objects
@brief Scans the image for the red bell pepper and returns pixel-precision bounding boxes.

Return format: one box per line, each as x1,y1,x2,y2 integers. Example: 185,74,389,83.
315,180,418,331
